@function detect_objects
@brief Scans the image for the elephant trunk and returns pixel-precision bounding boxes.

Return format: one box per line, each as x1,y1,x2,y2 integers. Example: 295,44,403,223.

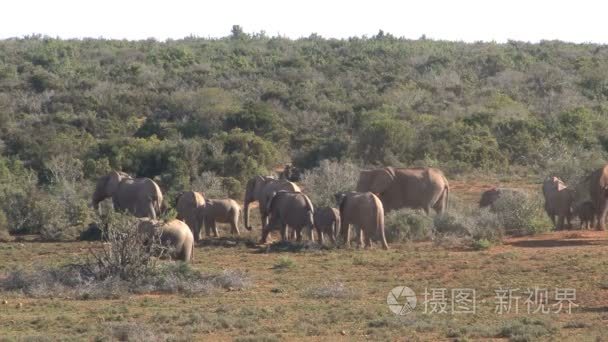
244,200,252,231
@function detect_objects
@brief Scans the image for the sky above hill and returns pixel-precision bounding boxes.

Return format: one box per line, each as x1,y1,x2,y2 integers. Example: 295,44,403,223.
2,0,607,43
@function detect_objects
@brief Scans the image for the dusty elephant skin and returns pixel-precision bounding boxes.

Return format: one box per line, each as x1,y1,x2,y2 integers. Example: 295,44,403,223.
356,167,449,214
262,191,314,243
196,199,241,237
137,219,194,262
542,176,575,230
243,175,300,231
313,207,340,244
175,191,206,242
589,165,608,230
92,171,163,219
574,201,596,229
336,191,388,250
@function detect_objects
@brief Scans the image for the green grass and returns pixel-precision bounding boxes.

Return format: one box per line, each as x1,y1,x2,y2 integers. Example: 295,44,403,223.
1,226,608,340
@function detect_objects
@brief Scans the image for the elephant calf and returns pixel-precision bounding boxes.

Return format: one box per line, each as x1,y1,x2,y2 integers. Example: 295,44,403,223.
335,191,388,249
196,199,241,237
137,219,194,262
575,201,595,229
314,207,340,244
175,191,206,242
263,191,314,243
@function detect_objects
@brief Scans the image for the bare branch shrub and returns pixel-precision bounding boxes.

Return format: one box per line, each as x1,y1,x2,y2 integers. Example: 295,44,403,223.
300,160,359,208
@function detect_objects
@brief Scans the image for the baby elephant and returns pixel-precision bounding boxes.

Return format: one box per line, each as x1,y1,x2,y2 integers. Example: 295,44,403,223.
575,201,595,229
314,207,340,244
137,219,194,262
263,191,314,243
196,199,241,237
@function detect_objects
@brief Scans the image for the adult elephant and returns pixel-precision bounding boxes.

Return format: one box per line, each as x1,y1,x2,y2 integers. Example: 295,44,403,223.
137,219,194,262
356,167,449,214
175,191,206,242
542,176,575,230
262,191,314,243
335,191,388,249
243,176,301,231
92,171,163,219
589,165,608,230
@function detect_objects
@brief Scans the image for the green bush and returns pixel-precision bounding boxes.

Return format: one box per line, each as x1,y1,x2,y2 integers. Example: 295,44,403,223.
384,209,433,242
300,160,359,208
433,209,503,248
0,210,10,241
491,191,548,235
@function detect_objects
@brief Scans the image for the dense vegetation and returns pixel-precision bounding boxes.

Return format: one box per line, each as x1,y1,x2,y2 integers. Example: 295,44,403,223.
2,28,608,236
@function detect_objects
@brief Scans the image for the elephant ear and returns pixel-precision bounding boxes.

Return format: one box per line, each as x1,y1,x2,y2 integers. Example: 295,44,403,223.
337,193,348,217
266,191,279,213
105,171,123,195
367,168,394,195
302,194,314,214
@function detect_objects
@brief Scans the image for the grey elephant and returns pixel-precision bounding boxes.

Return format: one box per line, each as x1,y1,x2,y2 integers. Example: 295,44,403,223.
313,207,340,244
175,191,206,241
589,165,608,230
262,191,314,243
92,171,163,219
542,176,575,230
574,201,595,229
335,191,388,249
243,176,301,231
137,219,194,262
197,199,241,237
356,167,449,214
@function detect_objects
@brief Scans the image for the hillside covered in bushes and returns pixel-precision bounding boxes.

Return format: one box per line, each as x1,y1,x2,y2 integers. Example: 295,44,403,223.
1,28,608,237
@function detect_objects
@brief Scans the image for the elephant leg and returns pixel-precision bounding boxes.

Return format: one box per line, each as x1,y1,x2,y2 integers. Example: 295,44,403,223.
358,227,365,248
365,233,372,249
600,203,608,230
193,224,200,242
341,224,350,247
231,218,240,236
556,215,564,230
260,227,270,244
423,207,431,215
211,220,220,237
289,228,297,240
316,226,324,244
281,224,289,241
295,228,303,242
204,218,212,237
547,211,556,228
329,225,336,244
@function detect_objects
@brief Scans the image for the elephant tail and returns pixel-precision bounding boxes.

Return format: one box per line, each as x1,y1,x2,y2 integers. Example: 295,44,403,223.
371,193,388,250
443,184,450,213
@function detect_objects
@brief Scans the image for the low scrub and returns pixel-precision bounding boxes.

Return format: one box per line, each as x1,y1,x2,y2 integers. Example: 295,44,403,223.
0,263,250,299
304,281,360,299
434,209,503,249
491,190,548,235
384,209,434,243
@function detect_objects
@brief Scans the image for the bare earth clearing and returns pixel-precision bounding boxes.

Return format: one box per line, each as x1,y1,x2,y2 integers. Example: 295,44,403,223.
1,181,608,341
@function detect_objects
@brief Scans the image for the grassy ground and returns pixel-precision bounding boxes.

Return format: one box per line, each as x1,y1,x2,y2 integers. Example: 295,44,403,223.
1,180,608,341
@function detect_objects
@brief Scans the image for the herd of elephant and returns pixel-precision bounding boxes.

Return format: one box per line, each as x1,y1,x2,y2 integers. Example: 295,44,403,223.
480,165,608,231
90,167,451,262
